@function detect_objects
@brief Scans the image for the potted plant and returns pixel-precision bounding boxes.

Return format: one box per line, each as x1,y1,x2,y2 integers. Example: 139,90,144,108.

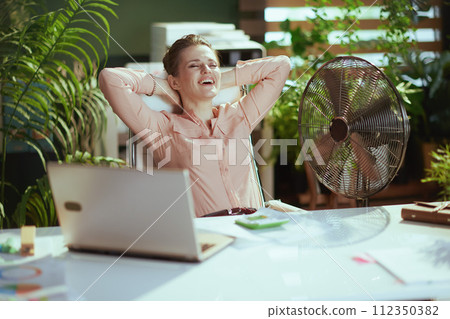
0,0,118,228
400,50,450,142
421,144,450,200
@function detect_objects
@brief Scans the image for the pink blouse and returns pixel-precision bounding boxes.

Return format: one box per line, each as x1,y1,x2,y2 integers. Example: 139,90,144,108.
99,55,291,217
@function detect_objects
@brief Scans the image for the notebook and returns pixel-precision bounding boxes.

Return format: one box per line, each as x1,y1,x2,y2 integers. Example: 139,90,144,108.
47,162,234,262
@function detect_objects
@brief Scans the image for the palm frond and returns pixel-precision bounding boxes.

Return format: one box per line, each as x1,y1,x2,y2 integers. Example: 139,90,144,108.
1,0,117,157
0,201,5,228
12,174,57,227
1,0,118,225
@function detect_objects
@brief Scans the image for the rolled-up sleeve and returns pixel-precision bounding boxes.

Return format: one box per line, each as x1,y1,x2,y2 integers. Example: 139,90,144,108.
234,55,291,131
99,68,168,134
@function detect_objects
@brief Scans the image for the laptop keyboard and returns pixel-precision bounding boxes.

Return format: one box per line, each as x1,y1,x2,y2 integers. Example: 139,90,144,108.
201,243,216,252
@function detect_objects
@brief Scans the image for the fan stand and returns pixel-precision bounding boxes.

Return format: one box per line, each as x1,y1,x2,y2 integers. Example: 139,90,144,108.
330,117,371,208
356,166,370,208
356,198,369,207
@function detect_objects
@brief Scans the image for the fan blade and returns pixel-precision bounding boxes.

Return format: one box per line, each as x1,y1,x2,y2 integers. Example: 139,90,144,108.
348,94,392,125
348,132,379,182
312,132,335,165
322,68,343,116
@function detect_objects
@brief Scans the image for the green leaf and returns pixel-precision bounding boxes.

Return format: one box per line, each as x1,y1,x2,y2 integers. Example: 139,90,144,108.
0,202,5,219
1,0,117,225
83,2,118,19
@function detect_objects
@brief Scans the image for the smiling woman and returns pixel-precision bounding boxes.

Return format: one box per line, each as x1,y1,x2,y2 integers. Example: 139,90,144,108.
99,34,291,217
167,45,222,120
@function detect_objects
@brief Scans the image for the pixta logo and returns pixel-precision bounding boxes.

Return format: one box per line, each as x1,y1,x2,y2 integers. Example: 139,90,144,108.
126,129,171,175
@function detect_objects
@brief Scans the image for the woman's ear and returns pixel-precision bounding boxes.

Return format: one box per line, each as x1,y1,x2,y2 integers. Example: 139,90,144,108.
168,74,180,91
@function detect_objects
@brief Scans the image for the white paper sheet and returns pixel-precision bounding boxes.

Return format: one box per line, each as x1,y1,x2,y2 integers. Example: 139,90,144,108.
0,256,69,300
368,239,450,284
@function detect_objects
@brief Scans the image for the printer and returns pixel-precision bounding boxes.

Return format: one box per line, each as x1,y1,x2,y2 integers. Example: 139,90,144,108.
151,22,266,66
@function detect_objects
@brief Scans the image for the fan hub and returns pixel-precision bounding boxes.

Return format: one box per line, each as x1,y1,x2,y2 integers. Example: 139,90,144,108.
330,117,349,142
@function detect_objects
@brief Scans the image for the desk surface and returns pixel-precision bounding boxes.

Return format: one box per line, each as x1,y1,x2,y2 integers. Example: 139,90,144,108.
1,204,450,301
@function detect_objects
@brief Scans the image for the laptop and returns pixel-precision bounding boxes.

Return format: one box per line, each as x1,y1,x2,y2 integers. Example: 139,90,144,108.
47,162,234,262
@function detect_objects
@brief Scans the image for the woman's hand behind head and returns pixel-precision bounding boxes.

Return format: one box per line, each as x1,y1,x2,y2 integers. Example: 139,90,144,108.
154,76,181,107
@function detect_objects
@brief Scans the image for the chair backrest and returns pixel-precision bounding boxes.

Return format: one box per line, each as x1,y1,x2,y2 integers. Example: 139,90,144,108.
124,63,265,208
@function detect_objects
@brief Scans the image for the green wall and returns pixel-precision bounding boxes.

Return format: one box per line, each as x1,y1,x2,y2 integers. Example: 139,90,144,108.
109,0,239,57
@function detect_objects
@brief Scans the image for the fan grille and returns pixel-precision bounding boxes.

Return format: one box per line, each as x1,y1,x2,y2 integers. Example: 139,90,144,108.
299,56,410,199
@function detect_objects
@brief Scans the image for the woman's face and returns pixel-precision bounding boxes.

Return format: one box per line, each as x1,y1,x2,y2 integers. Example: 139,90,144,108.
168,45,221,103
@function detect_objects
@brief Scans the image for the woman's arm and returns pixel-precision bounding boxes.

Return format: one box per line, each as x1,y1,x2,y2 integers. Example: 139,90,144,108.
219,68,236,90
99,68,173,134
233,55,291,131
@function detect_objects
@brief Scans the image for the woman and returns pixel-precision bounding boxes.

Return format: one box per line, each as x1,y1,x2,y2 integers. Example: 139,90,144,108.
99,34,291,217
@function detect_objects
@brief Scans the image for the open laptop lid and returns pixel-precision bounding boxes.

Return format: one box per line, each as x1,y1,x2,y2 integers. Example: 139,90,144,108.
47,162,204,261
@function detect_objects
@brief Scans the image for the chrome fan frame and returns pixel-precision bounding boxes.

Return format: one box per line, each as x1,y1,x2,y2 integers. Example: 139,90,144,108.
298,56,410,202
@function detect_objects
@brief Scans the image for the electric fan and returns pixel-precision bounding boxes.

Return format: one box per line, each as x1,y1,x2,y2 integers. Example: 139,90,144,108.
298,56,410,206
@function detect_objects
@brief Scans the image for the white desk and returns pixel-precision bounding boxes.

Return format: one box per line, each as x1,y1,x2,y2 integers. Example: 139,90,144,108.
1,204,450,301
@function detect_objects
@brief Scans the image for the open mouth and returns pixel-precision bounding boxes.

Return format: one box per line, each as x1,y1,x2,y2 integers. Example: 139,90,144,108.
199,78,215,85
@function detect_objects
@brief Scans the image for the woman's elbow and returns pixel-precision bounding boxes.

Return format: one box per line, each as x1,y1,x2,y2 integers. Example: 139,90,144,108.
98,68,113,92
277,55,291,77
